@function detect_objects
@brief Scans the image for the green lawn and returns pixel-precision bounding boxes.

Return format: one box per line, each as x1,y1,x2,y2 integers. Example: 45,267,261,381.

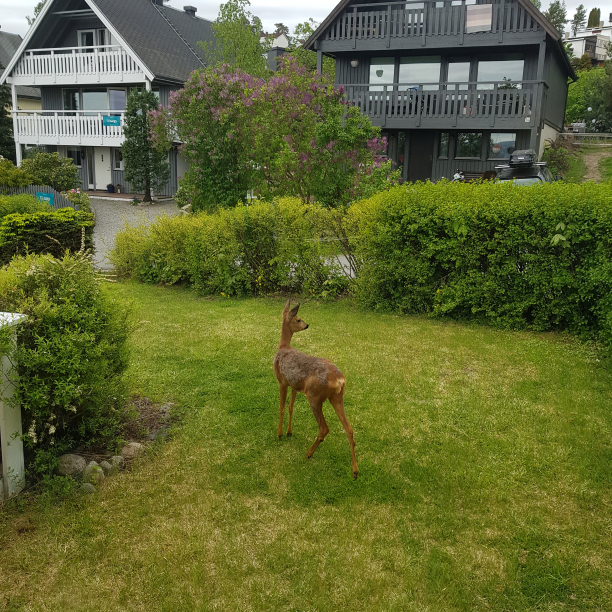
2,282,612,611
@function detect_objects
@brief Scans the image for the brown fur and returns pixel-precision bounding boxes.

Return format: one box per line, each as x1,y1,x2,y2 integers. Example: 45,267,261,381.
273,300,359,479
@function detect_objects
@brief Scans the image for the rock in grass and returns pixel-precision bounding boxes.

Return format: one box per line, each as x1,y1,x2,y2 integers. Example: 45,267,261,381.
110,455,125,471
83,461,105,485
99,460,113,476
80,483,96,494
58,454,86,480
120,442,144,459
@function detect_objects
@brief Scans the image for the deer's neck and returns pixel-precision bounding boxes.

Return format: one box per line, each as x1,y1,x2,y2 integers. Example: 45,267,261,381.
278,324,293,350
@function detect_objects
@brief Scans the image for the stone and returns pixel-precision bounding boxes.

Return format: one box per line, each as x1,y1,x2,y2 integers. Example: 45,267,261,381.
58,454,87,480
110,455,125,471
83,461,105,485
120,442,144,459
80,483,96,494
99,460,114,476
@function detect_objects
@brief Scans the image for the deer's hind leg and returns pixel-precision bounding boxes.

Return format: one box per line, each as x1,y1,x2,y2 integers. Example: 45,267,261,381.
277,383,288,438
329,392,359,479
287,388,297,437
305,393,329,458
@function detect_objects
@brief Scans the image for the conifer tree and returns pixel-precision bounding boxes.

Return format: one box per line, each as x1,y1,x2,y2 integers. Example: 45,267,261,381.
587,7,601,28
571,4,587,36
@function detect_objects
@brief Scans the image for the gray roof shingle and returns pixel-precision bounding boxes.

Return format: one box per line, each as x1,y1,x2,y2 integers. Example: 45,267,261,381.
0,30,41,99
91,0,214,83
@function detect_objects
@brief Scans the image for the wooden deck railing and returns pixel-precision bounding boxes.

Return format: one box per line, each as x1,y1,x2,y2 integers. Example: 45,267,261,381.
340,80,542,126
325,0,541,47
12,45,144,84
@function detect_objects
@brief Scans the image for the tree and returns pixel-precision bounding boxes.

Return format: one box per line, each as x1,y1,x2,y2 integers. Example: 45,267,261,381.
274,23,290,37
26,1,47,26
287,20,336,80
530,0,542,9
570,4,587,35
20,152,80,191
543,0,569,33
0,76,16,163
564,41,575,59
577,53,592,71
587,7,601,27
122,89,170,203
199,0,269,78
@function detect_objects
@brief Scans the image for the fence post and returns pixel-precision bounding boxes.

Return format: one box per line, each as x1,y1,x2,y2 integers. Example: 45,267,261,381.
0,313,27,503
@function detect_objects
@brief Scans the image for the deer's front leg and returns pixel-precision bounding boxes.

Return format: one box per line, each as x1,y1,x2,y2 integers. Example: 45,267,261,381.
277,383,288,438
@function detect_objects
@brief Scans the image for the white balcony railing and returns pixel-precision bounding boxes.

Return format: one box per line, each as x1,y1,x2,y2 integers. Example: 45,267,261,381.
11,45,146,85
13,110,125,146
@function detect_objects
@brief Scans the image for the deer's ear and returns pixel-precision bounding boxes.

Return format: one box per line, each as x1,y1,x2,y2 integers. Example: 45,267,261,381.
283,299,291,314
289,302,300,318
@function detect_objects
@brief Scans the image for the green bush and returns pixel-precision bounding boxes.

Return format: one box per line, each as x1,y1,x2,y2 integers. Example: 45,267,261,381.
20,152,80,192
348,181,612,343
111,198,347,296
0,158,34,189
0,208,94,265
0,194,52,220
61,188,91,213
0,252,132,481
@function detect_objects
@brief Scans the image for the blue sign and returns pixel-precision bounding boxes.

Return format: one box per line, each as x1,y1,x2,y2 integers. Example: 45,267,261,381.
36,192,55,207
103,115,121,127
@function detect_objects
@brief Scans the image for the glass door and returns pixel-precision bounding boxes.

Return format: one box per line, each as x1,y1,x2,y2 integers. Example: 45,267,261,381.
87,148,95,190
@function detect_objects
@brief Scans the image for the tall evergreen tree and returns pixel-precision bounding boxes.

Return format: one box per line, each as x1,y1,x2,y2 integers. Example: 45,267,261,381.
587,7,601,27
122,89,170,203
571,4,587,35
543,0,569,33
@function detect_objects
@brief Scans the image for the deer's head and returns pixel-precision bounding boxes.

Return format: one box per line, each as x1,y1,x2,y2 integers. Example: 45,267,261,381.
283,300,308,333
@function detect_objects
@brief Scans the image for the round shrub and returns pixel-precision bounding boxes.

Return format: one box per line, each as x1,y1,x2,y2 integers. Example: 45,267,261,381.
0,193,52,220
0,251,132,480
20,152,80,192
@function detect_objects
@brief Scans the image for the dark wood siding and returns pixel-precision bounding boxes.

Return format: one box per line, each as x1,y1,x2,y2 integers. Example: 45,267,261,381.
110,147,178,197
41,87,63,110
542,46,567,132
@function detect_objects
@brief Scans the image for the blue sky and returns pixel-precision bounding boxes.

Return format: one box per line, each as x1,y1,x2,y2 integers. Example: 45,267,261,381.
1,1,611,39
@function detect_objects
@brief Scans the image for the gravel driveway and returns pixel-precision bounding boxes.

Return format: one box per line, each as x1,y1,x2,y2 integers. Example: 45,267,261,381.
91,197,180,270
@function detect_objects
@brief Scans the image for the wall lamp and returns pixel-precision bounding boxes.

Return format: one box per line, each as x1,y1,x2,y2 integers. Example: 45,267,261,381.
351,59,359,68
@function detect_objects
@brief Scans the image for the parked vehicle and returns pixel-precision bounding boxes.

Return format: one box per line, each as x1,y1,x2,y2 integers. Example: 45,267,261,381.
495,149,560,184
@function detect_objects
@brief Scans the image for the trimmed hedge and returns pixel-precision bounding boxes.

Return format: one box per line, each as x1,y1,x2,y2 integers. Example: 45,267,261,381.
0,193,52,220
349,181,612,342
0,208,94,264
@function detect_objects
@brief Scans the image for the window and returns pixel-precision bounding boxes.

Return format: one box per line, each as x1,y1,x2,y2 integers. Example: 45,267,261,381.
446,62,470,89
489,133,516,159
439,132,450,158
399,56,441,90
78,30,95,52
113,148,124,171
456,133,482,158
477,58,524,89
82,88,108,113
63,89,80,111
369,57,395,91
109,89,127,113
67,147,82,167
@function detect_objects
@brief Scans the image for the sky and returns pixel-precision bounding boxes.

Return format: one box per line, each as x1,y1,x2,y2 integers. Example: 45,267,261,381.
1,0,612,39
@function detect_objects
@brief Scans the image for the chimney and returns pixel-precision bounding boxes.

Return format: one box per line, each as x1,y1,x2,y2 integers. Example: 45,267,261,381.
184,5,197,17
564,31,569,39
599,21,604,28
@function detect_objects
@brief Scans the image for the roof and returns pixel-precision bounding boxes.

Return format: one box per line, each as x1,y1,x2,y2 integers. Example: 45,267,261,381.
304,0,576,79
0,30,41,99
91,0,214,82
1,0,215,86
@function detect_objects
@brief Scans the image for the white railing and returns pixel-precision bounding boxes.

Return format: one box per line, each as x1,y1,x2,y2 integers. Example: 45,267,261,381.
12,45,145,84
13,110,125,146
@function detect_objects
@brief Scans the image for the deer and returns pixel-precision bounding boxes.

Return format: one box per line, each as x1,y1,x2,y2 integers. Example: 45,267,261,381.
273,300,358,479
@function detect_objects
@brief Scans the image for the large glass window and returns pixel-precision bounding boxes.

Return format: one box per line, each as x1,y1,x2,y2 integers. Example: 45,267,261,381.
109,89,127,112
399,56,441,90
439,132,450,158
63,89,80,111
446,61,470,89
67,147,82,167
82,88,108,112
113,148,124,170
477,58,524,88
489,133,516,159
456,133,482,158
369,57,395,91
79,30,94,52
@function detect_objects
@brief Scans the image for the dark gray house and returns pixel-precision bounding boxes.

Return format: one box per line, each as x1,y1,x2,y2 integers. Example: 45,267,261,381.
0,0,214,195
304,0,576,182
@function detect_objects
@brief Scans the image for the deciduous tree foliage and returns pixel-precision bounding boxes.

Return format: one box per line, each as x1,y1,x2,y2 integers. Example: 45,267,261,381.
123,89,170,202
150,57,390,210
543,0,568,33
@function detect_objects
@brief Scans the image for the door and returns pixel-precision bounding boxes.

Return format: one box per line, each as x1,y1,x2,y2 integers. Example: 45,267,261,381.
94,147,112,190
407,131,435,183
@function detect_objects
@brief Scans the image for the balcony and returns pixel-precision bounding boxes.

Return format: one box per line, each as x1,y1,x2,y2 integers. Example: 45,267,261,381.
10,45,146,86
13,110,125,147
320,0,543,52
341,80,543,129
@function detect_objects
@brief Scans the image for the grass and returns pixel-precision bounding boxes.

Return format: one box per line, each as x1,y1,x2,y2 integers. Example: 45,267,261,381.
2,282,612,611
599,154,612,182
563,148,589,183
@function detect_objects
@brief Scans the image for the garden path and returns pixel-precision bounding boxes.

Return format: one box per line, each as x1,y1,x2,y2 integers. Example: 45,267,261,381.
91,197,180,270
583,147,611,182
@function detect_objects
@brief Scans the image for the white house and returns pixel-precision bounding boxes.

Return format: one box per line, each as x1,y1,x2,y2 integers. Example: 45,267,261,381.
0,0,214,195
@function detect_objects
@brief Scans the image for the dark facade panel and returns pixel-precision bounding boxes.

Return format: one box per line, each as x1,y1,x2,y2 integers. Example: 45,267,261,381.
542,47,568,131
110,147,178,196
41,87,63,110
